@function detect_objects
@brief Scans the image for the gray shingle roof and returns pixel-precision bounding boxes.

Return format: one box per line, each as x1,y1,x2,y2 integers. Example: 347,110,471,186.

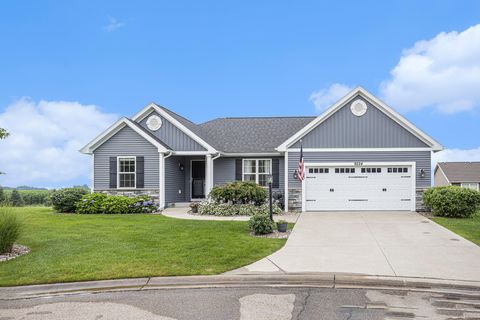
199,117,316,153
437,162,480,183
147,104,315,153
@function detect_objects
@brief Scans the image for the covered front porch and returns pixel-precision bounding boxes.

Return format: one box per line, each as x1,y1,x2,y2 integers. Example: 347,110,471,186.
159,153,216,209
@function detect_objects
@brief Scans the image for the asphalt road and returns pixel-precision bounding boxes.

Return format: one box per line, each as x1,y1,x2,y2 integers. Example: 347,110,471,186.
2,286,480,320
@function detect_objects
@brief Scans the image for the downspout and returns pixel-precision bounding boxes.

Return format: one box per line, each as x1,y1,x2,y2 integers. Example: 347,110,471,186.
164,150,174,159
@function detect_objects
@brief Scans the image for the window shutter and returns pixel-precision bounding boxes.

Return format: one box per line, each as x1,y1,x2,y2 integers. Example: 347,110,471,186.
136,156,144,188
109,157,117,188
272,158,280,188
235,159,242,181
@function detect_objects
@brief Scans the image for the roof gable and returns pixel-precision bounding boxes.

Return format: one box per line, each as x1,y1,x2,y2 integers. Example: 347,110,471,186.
132,103,217,153
79,117,169,154
437,162,480,182
138,111,207,152
277,87,443,152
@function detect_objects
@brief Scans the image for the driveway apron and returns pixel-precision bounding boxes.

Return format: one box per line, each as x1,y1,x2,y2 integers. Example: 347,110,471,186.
245,211,480,281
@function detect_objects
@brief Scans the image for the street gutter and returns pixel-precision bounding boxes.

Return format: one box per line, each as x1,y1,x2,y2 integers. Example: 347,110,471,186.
1,274,480,301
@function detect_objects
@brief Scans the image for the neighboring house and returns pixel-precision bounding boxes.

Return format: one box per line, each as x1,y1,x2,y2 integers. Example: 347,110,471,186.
434,162,480,191
80,87,442,212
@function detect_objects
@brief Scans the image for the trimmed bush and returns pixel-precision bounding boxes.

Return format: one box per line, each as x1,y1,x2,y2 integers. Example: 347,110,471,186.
209,181,268,205
248,214,274,235
75,193,158,214
51,188,89,213
10,190,24,207
423,186,480,218
198,202,282,216
0,208,22,253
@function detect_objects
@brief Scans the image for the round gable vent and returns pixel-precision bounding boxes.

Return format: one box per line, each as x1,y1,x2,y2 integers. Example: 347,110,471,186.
350,99,368,117
146,115,162,131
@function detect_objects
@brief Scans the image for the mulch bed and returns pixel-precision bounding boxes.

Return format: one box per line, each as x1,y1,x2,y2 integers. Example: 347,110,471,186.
250,230,291,239
0,244,30,262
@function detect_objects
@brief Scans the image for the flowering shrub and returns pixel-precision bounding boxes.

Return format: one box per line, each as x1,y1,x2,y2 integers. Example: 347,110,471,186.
198,202,282,216
75,193,158,214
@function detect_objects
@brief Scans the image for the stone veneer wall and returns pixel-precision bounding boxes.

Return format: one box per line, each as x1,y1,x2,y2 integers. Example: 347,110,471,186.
415,187,429,212
288,188,302,212
95,189,160,204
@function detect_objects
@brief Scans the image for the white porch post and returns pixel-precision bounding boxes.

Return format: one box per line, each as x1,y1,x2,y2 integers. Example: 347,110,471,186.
284,151,289,212
205,154,213,197
159,152,165,209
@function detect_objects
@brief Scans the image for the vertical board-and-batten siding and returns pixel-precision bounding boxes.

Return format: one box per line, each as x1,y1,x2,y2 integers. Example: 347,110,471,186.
139,111,206,151
93,126,159,189
292,96,430,148
287,151,432,189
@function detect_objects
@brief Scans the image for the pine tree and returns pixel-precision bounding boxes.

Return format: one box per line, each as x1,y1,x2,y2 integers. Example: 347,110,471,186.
10,190,24,207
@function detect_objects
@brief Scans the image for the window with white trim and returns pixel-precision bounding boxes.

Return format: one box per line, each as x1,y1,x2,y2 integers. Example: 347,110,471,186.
118,157,136,188
243,159,272,187
461,182,479,191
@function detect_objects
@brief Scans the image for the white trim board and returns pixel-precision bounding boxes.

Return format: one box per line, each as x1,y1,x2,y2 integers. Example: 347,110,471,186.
287,148,433,152
276,87,443,152
132,103,217,153
80,117,169,154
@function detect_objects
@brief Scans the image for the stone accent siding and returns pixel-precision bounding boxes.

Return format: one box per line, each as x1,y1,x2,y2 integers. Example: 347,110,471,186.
416,187,429,212
288,188,302,212
94,188,160,204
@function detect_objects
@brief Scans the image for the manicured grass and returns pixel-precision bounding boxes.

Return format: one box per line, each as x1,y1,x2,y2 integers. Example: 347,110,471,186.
0,207,287,286
432,211,480,246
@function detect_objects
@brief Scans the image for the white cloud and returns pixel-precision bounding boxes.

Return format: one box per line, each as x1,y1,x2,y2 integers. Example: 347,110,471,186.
309,83,352,112
0,98,117,188
381,24,480,113
104,16,125,32
433,147,480,165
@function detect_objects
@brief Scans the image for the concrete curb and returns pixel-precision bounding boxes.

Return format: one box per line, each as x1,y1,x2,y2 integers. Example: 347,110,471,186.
2,274,480,300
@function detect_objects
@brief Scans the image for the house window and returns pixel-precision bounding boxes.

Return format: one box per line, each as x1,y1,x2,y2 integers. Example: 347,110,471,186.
461,182,479,191
243,159,272,186
118,157,136,188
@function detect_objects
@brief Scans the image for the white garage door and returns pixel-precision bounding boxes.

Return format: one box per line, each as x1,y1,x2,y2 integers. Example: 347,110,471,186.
305,164,413,211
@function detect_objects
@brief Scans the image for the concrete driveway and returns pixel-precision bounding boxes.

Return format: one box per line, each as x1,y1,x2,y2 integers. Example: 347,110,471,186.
240,211,480,281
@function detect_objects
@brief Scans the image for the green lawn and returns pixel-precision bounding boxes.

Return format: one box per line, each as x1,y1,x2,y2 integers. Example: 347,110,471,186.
0,207,287,286
432,211,480,246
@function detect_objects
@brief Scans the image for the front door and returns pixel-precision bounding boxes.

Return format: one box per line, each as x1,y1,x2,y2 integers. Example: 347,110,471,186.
191,160,206,199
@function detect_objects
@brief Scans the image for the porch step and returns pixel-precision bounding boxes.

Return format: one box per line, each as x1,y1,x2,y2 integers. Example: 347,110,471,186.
171,202,192,208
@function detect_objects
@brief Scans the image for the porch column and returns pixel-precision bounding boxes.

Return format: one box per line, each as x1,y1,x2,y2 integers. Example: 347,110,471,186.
159,152,165,209
205,154,213,197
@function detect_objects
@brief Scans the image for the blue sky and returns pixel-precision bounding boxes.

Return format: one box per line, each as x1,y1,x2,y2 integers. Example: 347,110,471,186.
0,1,480,187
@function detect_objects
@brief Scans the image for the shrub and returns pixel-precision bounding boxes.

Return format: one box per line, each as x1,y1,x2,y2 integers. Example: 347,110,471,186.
10,190,24,207
51,188,89,213
0,208,22,253
209,181,268,205
248,214,274,235
75,193,158,214
423,186,480,218
198,202,282,216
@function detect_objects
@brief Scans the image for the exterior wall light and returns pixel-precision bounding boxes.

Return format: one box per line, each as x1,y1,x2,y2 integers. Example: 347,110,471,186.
179,163,185,172
420,169,425,178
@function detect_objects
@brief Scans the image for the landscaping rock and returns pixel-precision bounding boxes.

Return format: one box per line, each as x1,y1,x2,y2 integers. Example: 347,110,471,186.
0,244,30,262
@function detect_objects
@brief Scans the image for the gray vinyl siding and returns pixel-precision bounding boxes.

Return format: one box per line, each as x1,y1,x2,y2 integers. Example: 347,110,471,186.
165,156,186,204
288,151,431,189
213,157,285,193
93,126,159,189
292,96,429,148
139,111,206,151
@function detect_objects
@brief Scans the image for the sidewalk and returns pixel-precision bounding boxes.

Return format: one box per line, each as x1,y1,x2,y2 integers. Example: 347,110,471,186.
162,207,300,223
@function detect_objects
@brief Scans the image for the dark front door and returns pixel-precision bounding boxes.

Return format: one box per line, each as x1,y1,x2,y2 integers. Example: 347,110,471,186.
191,160,205,199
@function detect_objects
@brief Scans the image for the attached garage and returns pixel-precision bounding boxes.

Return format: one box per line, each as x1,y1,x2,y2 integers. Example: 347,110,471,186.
304,162,415,211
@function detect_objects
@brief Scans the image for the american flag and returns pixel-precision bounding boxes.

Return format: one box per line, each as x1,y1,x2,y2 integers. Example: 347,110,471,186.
297,140,305,181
